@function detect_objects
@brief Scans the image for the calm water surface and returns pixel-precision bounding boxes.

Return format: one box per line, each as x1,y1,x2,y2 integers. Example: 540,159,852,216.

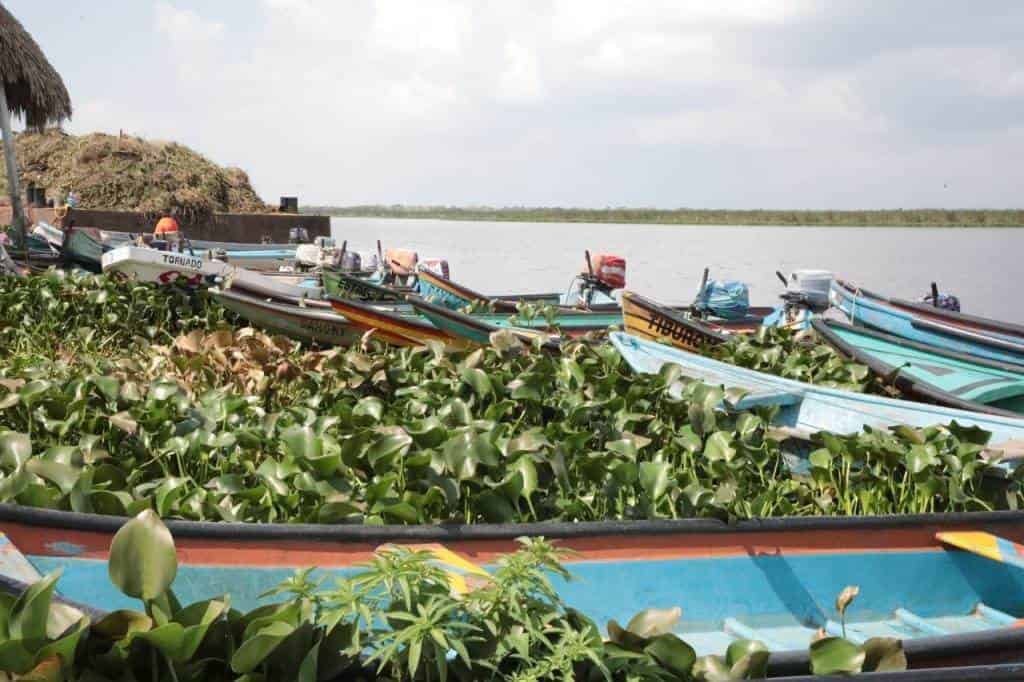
332,218,1024,322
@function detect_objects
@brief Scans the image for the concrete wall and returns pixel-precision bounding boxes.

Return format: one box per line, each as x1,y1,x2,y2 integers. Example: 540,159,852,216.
0,206,330,243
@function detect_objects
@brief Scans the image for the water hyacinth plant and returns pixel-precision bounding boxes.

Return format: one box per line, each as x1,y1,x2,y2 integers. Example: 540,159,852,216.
709,326,888,395
0,510,907,680
0,272,1020,525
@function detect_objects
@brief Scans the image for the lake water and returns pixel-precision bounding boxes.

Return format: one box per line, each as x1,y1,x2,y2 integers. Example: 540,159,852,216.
332,218,1024,323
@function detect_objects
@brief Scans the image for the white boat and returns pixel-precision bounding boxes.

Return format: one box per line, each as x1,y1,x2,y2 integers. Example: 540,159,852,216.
101,246,322,300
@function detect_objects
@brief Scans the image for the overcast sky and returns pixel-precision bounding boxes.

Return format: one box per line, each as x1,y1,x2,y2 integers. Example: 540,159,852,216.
10,1,1024,208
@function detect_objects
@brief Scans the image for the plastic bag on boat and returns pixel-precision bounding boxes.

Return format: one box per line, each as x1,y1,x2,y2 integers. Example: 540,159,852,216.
583,253,626,289
695,280,750,319
386,248,418,276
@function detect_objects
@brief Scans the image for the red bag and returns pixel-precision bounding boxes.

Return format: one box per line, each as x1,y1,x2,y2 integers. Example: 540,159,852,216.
584,253,626,289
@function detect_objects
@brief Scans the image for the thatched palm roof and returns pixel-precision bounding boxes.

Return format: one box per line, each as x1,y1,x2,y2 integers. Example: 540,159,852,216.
0,3,71,128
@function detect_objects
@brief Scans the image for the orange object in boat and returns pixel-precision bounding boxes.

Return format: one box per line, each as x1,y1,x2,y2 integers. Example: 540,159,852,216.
154,216,180,235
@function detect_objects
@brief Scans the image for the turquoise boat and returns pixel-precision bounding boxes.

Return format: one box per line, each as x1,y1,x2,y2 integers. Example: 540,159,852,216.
6,503,1024,673
814,318,1024,416
609,332,1024,455
830,280,1024,367
416,268,613,313
410,295,616,345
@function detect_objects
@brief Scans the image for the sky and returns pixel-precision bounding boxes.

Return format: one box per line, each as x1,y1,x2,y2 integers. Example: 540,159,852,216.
9,1,1024,209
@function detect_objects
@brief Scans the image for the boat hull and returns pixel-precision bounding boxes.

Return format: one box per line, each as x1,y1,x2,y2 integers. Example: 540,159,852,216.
621,291,729,351
813,318,1024,416
610,332,1024,450
5,504,1024,670
328,296,464,347
830,280,1024,367
102,246,322,300
416,268,561,312
210,288,362,346
322,269,406,301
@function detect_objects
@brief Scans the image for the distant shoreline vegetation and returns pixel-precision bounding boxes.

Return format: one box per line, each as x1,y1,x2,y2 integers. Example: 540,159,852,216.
307,205,1024,227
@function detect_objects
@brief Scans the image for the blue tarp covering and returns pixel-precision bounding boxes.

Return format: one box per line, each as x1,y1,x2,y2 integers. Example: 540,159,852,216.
695,280,750,319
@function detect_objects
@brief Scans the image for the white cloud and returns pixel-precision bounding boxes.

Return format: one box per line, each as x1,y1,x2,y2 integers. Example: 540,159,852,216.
496,42,544,103
155,2,224,43
46,0,1022,208
370,0,470,55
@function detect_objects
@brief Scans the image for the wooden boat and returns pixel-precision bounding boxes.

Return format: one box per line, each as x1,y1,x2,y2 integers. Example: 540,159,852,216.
622,291,730,351
621,291,798,353
813,318,1024,417
209,288,364,347
830,280,1024,367
61,227,120,271
416,268,565,313
609,332,1024,451
5,504,1024,672
327,296,464,347
321,268,409,302
408,296,563,347
102,245,322,300
411,295,618,343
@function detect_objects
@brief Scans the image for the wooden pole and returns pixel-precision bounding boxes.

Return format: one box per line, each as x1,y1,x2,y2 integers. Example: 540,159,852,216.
0,83,27,267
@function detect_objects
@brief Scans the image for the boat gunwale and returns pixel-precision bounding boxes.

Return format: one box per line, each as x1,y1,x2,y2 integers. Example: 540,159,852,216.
6,502,1024,541
833,279,1024,340
811,318,1024,418
322,269,409,301
622,291,730,343
409,295,564,351
417,268,494,306
327,294,443,335
817,318,1024,374
832,280,1024,362
211,287,357,322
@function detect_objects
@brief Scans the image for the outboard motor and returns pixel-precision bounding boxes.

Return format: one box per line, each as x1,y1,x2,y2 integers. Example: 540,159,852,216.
340,251,362,272
921,283,960,312
288,226,310,244
583,253,626,290
779,269,833,312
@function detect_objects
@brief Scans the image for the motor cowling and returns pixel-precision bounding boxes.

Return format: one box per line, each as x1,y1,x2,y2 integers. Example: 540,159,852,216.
783,270,833,312
584,253,626,290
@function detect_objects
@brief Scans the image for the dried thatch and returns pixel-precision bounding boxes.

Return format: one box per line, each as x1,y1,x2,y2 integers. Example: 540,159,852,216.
1,130,269,223
0,2,71,128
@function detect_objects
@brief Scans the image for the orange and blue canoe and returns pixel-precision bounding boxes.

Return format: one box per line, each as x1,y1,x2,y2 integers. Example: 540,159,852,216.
4,503,1024,673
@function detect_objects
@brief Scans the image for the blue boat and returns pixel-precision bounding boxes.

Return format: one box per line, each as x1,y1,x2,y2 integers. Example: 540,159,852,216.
830,280,1024,367
814,318,1024,416
608,332,1024,454
5,504,1024,673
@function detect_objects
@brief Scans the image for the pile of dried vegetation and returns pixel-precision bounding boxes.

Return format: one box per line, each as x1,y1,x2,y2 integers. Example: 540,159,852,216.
0,130,269,223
